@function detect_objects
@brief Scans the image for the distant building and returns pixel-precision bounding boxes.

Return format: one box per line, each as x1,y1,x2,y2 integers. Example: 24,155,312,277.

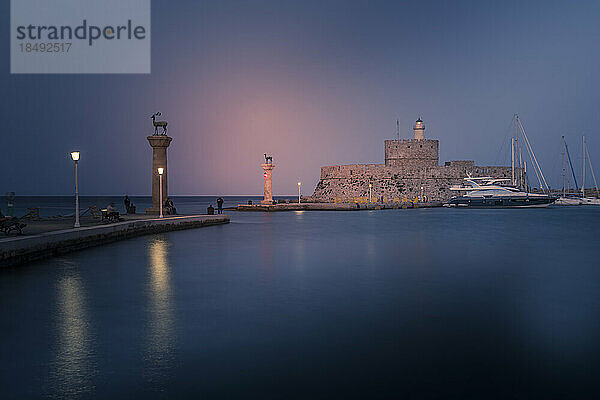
309,118,519,202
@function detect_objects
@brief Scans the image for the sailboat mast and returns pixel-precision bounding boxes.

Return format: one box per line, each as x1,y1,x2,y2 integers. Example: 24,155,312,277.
511,138,515,186
512,114,518,185
518,118,549,191
524,161,528,192
565,139,579,191
519,147,523,189
562,136,566,196
582,135,586,197
586,145,600,197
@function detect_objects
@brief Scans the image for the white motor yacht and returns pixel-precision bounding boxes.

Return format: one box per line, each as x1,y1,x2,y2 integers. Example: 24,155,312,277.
445,177,555,208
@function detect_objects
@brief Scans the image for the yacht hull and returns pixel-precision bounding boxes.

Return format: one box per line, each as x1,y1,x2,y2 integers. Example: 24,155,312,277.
446,196,555,208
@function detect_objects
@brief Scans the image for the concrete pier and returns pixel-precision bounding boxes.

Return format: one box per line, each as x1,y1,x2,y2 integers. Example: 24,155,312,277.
0,214,229,268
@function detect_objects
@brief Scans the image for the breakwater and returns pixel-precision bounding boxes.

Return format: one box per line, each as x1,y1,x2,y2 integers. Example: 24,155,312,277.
0,214,229,267
236,202,442,211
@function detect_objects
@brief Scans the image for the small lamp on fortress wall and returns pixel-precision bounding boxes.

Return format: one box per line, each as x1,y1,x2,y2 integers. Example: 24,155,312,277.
158,167,164,218
70,151,80,228
298,182,302,204
369,183,372,203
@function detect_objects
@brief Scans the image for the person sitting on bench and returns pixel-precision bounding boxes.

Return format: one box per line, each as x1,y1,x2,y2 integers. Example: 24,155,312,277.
104,202,120,222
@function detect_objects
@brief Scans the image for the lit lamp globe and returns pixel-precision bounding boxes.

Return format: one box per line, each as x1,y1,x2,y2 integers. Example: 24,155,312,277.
71,151,80,161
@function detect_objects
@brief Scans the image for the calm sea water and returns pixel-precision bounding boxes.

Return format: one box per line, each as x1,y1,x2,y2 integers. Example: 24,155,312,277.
4,195,267,218
1,198,600,398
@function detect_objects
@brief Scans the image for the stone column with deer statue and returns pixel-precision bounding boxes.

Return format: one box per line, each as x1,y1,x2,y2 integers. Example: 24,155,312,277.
146,112,172,215
261,154,275,205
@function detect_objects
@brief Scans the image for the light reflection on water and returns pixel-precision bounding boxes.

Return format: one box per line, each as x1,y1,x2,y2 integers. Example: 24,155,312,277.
259,214,275,274
144,236,175,382
48,267,95,398
294,211,306,271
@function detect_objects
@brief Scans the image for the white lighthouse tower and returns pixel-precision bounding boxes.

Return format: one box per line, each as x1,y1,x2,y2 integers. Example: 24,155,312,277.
413,117,425,140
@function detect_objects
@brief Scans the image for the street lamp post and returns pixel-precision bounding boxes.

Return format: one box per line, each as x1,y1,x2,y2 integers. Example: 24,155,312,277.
298,182,301,204
369,183,372,203
158,167,164,218
70,151,80,228
421,186,424,202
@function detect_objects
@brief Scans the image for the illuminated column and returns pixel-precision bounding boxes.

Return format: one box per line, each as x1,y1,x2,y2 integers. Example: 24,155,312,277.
261,163,275,205
146,135,173,214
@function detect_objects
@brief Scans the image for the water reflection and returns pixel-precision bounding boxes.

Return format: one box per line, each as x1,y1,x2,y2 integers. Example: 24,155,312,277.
260,214,275,273
294,239,305,272
145,236,175,381
50,269,94,397
365,234,376,264
522,273,600,357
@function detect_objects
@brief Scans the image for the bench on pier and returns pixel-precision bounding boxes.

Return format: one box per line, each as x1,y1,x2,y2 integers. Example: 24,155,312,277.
100,209,121,223
1,217,27,235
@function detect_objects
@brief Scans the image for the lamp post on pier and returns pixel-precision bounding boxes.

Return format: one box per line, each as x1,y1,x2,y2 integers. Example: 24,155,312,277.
298,182,301,204
70,151,80,228
369,183,372,203
158,167,164,218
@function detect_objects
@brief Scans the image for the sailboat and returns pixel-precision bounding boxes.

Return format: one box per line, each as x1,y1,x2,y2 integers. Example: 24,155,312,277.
555,136,582,205
580,135,600,205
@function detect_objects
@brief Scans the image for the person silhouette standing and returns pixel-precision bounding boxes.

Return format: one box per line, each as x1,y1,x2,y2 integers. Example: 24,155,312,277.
216,197,224,214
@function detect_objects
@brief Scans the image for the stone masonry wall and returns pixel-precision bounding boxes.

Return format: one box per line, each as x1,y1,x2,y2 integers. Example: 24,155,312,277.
310,162,519,202
384,139,439,167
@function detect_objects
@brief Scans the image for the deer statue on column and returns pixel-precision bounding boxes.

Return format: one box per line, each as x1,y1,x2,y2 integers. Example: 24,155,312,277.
151,112,168,135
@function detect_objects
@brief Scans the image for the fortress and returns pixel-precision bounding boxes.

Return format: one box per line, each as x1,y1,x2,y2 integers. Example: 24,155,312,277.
309,118,518,203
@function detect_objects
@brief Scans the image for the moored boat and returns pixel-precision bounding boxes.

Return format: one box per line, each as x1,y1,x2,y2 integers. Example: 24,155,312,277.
554,196,582,206
580,135,600,205
555,136,582,206
445,177,555,208
581,197,600,205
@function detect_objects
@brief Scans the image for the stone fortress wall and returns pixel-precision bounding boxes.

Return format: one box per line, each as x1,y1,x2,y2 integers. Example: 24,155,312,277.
309,118,520,203
384,139,439,167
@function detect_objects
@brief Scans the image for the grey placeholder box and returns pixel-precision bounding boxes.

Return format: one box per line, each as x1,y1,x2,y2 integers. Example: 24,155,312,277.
10,0,151,74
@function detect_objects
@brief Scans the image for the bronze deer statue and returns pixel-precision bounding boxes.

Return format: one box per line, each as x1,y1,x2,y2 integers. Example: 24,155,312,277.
151,112,168,135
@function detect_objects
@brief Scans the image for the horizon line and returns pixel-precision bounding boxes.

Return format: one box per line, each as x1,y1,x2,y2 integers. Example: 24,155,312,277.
8,194,303,197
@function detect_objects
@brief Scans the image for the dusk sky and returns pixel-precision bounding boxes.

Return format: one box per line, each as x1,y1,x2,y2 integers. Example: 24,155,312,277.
2,0,600,195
